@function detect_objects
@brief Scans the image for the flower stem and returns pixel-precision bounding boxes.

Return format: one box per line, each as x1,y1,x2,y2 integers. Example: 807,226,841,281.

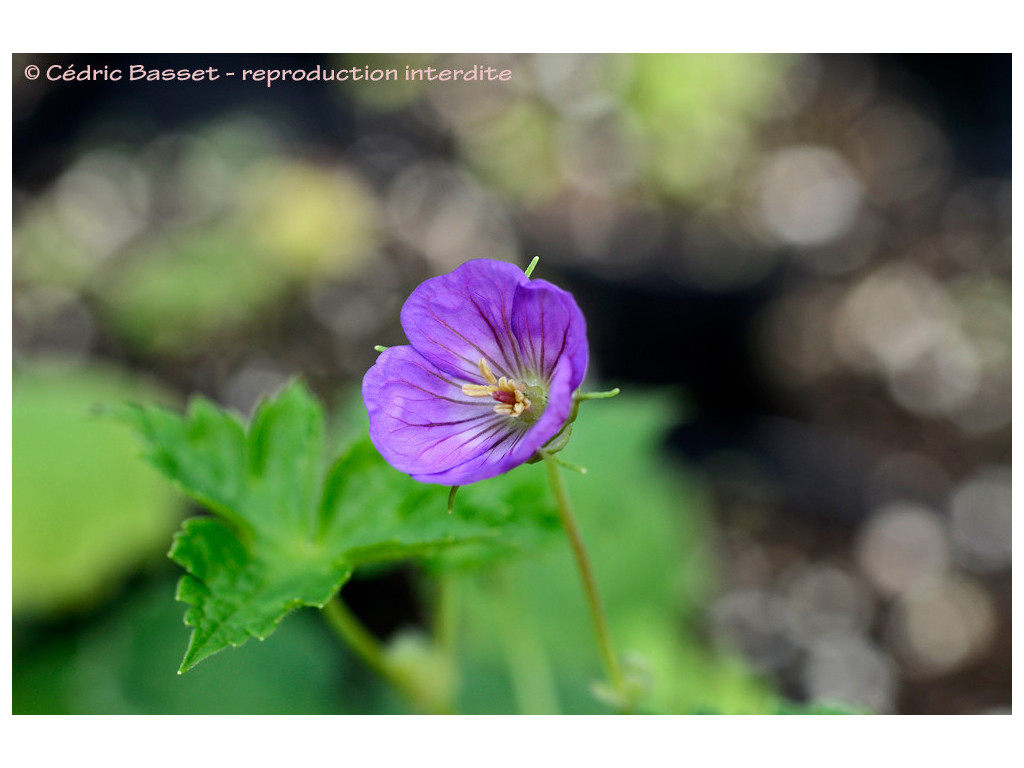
321,595,451,714
321,596,398,683
543,456,625,703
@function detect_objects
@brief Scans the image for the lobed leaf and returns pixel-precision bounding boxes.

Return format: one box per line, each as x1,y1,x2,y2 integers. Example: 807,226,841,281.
170,517,352,672
119,380,559,672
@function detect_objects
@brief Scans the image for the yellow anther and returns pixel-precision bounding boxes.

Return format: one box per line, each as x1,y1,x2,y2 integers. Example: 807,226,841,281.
461,383,494,397
493,400,529,417
462,358,532,418
478,358,499,386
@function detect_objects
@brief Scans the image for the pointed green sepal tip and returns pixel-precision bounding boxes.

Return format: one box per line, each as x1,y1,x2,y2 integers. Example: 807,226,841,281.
374,345,389,353
575,387,621,402
539,449,587,475
524,256,540,279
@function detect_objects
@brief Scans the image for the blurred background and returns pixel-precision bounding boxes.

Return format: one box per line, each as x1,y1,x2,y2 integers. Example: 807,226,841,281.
12,53,1011,714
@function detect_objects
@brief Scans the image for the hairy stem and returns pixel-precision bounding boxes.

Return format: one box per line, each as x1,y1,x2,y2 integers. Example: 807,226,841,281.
543,455,625,703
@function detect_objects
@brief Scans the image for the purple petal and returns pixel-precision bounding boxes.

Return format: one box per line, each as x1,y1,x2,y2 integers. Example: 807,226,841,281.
362,345,578,486
511,278,588,391
401,259,530,382
410,361,577,486
363,345,509,478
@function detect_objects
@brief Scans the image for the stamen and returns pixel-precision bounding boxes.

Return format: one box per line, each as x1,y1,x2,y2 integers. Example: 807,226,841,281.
461,357,532,418
494,400,529,417
478,358,499,386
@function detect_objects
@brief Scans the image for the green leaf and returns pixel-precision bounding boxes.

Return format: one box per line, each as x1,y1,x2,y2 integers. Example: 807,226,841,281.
13,364,183,617
774,700,874,715
319,439,560,569
168,517,353,672
118,380,560,672
13,577,372,714
426,469,562,571
99,231,290,356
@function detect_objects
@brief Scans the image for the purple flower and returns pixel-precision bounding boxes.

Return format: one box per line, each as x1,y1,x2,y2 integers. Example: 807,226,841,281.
362,259,588,486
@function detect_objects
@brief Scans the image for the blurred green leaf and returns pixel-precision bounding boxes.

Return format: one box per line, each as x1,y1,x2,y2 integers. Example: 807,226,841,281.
462,102,562,203
94,157,380,357
118,380,561,672
97,231,287,355
13,202,98,289
627,54,798,201
13,577,378,714
13,364,183,616
240,160,378,278
774,700,874,715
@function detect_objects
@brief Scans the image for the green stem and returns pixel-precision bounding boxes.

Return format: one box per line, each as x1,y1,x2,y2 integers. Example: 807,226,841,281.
321,596,450,714
321,597,399,685
434,573,459,659
543,455,625,700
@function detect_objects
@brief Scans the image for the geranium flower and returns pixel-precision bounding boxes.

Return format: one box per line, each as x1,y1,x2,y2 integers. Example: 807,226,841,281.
363,259,588,485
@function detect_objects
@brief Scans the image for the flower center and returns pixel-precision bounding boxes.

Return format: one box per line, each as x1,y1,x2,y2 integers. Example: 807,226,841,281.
461,358,533,419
